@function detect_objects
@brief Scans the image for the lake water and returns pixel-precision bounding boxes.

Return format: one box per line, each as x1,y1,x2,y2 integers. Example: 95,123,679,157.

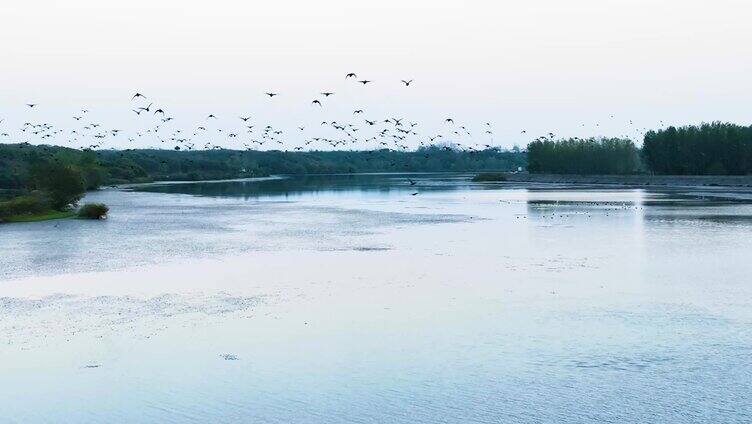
1,174,751,423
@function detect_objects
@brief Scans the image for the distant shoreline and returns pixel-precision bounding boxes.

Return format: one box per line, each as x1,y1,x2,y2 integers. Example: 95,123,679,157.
504,173,752,189
118,175,286,189
120,172,752,190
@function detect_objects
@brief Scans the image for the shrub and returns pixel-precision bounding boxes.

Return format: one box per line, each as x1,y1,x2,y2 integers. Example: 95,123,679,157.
77,203,109,219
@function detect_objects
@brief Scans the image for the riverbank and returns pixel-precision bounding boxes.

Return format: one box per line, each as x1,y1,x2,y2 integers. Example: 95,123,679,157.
503,173,752,188
2,210,76,223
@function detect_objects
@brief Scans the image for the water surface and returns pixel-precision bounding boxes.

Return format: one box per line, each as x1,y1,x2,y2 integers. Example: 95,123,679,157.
1,174,751,423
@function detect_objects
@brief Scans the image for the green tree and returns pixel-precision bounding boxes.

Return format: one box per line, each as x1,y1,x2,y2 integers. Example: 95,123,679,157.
643,122,752,175
78,151,106,190
527,137,639,174
29,162,86,210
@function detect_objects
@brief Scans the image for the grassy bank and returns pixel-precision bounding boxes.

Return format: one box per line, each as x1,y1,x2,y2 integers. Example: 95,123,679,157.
4,210,76,223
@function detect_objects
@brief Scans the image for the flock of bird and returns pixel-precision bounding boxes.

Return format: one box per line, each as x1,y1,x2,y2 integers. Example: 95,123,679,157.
1,73,658,154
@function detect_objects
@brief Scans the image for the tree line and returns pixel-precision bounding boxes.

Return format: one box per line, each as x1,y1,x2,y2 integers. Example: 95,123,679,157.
4,121,750,196
642,122,752,175
527,123,752,175
1,143,527,190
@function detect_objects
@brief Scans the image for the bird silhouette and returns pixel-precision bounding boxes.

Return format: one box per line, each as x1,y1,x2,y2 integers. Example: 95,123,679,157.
6,69,539,155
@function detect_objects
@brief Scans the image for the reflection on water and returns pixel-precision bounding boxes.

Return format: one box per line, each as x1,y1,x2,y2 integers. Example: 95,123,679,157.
132,173,482,199
2,174,752,423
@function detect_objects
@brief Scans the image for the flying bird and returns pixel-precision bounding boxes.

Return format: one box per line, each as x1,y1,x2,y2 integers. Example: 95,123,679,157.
239,116,251,122
346,73,357,79
26,104,37,108
358,80,372,85
321,92,335,97
132,93,146,100
312,100,322,106
265,92,278,97
207,114,217,119
401,80,413,86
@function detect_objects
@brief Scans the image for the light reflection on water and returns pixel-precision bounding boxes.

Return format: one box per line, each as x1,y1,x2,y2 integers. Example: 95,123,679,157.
1,174,752,423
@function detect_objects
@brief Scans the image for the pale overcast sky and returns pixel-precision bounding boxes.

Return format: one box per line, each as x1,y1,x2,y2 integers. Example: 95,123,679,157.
1,0,751,150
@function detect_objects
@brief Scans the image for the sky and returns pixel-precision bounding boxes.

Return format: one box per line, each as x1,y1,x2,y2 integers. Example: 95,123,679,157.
1,0,751,151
